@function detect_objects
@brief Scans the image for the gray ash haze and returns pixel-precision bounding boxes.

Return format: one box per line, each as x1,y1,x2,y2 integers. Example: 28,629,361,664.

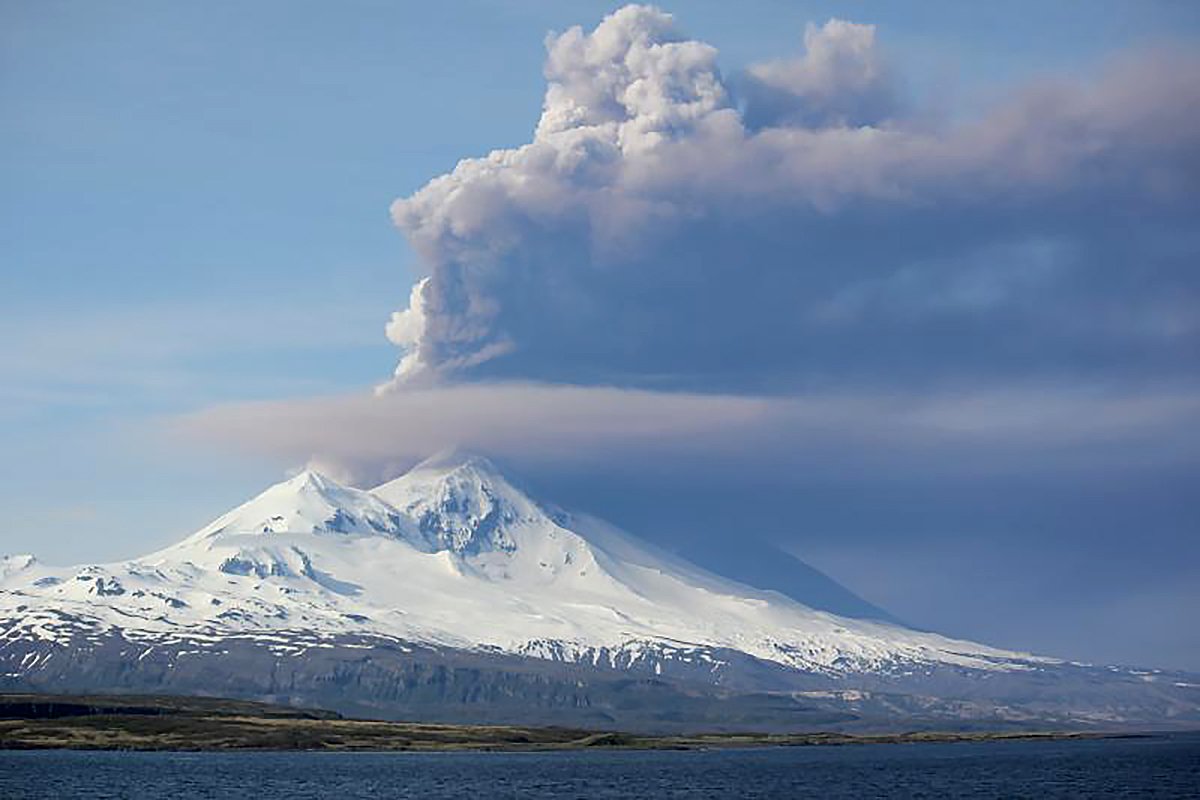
5,2,1199,671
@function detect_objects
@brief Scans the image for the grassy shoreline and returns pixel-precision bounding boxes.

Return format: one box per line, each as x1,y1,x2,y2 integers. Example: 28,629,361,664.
0,693,1141,753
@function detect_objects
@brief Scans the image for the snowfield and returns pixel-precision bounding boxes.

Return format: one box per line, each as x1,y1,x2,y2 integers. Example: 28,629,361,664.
1,454,1047,676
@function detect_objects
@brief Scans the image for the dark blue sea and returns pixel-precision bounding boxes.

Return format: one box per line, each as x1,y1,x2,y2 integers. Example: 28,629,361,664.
2,734,1198,799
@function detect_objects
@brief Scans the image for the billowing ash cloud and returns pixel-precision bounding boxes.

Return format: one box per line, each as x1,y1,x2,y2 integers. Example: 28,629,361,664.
739,19,898,130
381,4,1200,392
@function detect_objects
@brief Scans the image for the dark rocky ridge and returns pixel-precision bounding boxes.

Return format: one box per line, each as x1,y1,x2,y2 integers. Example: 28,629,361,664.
3,618,1197,733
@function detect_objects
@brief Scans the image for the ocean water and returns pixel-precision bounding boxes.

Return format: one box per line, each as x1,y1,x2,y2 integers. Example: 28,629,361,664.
2,734,1198,799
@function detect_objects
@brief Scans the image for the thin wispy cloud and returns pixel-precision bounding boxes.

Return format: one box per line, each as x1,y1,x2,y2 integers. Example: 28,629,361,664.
176,381,1200,487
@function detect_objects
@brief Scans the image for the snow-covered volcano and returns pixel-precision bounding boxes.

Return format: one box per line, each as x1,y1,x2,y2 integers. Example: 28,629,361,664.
2,454,1196,729
2,454,1027,673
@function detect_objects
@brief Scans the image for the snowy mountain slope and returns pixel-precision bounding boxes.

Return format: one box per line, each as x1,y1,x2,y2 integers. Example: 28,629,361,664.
1,454,1197,728
658,533,900,624
176,468,419,543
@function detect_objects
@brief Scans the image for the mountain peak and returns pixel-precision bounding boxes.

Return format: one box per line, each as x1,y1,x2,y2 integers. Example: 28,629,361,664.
407,448,500,479
183,468,411,542
284,468,339,491
371,452,545,556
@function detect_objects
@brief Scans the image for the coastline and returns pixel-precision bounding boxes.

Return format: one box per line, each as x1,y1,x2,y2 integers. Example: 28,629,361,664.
0,693,1148,753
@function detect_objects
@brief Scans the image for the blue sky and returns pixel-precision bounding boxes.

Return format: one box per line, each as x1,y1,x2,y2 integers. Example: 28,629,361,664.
3,1,1199,669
